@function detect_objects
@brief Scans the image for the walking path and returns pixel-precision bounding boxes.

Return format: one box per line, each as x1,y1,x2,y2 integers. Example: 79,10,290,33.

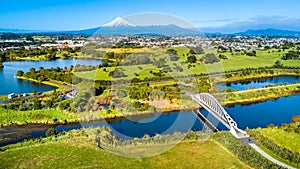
249,143,296,169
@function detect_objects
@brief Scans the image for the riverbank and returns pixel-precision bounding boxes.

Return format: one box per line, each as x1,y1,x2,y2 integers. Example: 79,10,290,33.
0,71,298,128
1,83,300,127
16,76,71,92
224,82,300,106
224,69,300,84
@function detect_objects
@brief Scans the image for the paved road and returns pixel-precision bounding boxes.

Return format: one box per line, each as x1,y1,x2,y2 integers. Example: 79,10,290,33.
249,143,296,169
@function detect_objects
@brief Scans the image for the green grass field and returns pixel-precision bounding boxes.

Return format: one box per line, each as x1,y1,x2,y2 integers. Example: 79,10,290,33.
0,135,249,169
254,127,300,153
0,108,78,126
74,47,300,82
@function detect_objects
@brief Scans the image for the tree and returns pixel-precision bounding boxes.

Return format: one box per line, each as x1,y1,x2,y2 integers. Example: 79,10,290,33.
110,103,115,110
201,53,220,64
166,49,177,56
282,51,299,60
108,68,126,78
16,70,24,76
33,100,42,110
187,55,197,63
30,68,36,73
170,55,179,61
153,58,166,68
246,50,256,56
58,100,71,110
121,53,152,66
45,100,53,108
61,51,70,58
46,128,59,137
188,46,204,54
273,60,283,68
218,54,228,60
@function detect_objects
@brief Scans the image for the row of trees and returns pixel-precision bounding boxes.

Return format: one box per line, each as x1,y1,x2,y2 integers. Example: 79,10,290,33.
129,84,153,100
2,89,75,111
17,66,74,84
95,66,300,89
1,100,45,111
2,46,80,61
112,41,141,48
121,53,152,66
282,51,300,60
245,50,257,56
94,126,209,149
213,132,283,169
186,53,220,64
108,68,127,78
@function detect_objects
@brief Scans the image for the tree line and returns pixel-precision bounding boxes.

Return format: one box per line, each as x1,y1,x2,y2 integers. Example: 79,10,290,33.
17,66,74,84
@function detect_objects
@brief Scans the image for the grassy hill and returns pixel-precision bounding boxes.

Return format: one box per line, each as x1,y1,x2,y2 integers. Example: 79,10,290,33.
0,133,250,169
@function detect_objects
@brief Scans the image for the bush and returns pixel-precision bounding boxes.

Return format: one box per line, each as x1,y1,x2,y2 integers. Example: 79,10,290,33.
282,51,299,60
188,46,204,54
219,54,228,59
247,130,300,165
267,124,275,128
212,132,282,169
187,55,197,63
46,128,59,137
108,68,127,78
273,60,283,68
16,70,24,76
33,100,42,110
246,50,256,56
201,53,220,64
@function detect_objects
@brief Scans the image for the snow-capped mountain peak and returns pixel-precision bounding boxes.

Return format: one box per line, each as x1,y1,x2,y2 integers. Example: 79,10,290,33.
103,17,135,27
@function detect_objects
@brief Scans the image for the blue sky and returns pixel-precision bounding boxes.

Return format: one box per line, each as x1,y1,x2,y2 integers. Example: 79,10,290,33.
0,0,299,30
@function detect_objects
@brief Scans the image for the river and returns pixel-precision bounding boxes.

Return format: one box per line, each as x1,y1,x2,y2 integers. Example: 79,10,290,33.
218,76,300,90
0,61,299,146
1,93,299,146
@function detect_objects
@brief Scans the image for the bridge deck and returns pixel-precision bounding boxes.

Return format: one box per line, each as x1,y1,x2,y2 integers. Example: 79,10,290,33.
188,93,295,169
188,93,248,139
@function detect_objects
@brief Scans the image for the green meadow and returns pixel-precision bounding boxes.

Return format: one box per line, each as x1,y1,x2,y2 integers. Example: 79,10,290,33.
0,132,250,169
75,47,300,82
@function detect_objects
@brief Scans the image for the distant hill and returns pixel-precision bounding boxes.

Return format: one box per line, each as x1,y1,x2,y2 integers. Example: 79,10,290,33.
0,17,202,36
1,17,300,37
64,25,202,36
1,27,300,37
0,25,202,36
0,28,45,34
233,29,300,37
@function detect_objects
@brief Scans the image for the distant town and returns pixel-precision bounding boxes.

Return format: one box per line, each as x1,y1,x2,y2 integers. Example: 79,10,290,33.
1,33,300,52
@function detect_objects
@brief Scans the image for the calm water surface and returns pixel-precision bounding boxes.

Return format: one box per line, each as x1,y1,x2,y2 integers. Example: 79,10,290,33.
218,76,300,90
1,94,298,146
0,59,102,95
1,67,299,146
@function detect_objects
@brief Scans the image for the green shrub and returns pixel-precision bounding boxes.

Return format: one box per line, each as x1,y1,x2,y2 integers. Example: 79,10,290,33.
247,130,300,165
46,128,59,137
212,132,282,169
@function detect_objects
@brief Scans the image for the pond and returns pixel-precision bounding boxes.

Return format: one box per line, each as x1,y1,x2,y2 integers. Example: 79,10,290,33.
0,59,102,95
